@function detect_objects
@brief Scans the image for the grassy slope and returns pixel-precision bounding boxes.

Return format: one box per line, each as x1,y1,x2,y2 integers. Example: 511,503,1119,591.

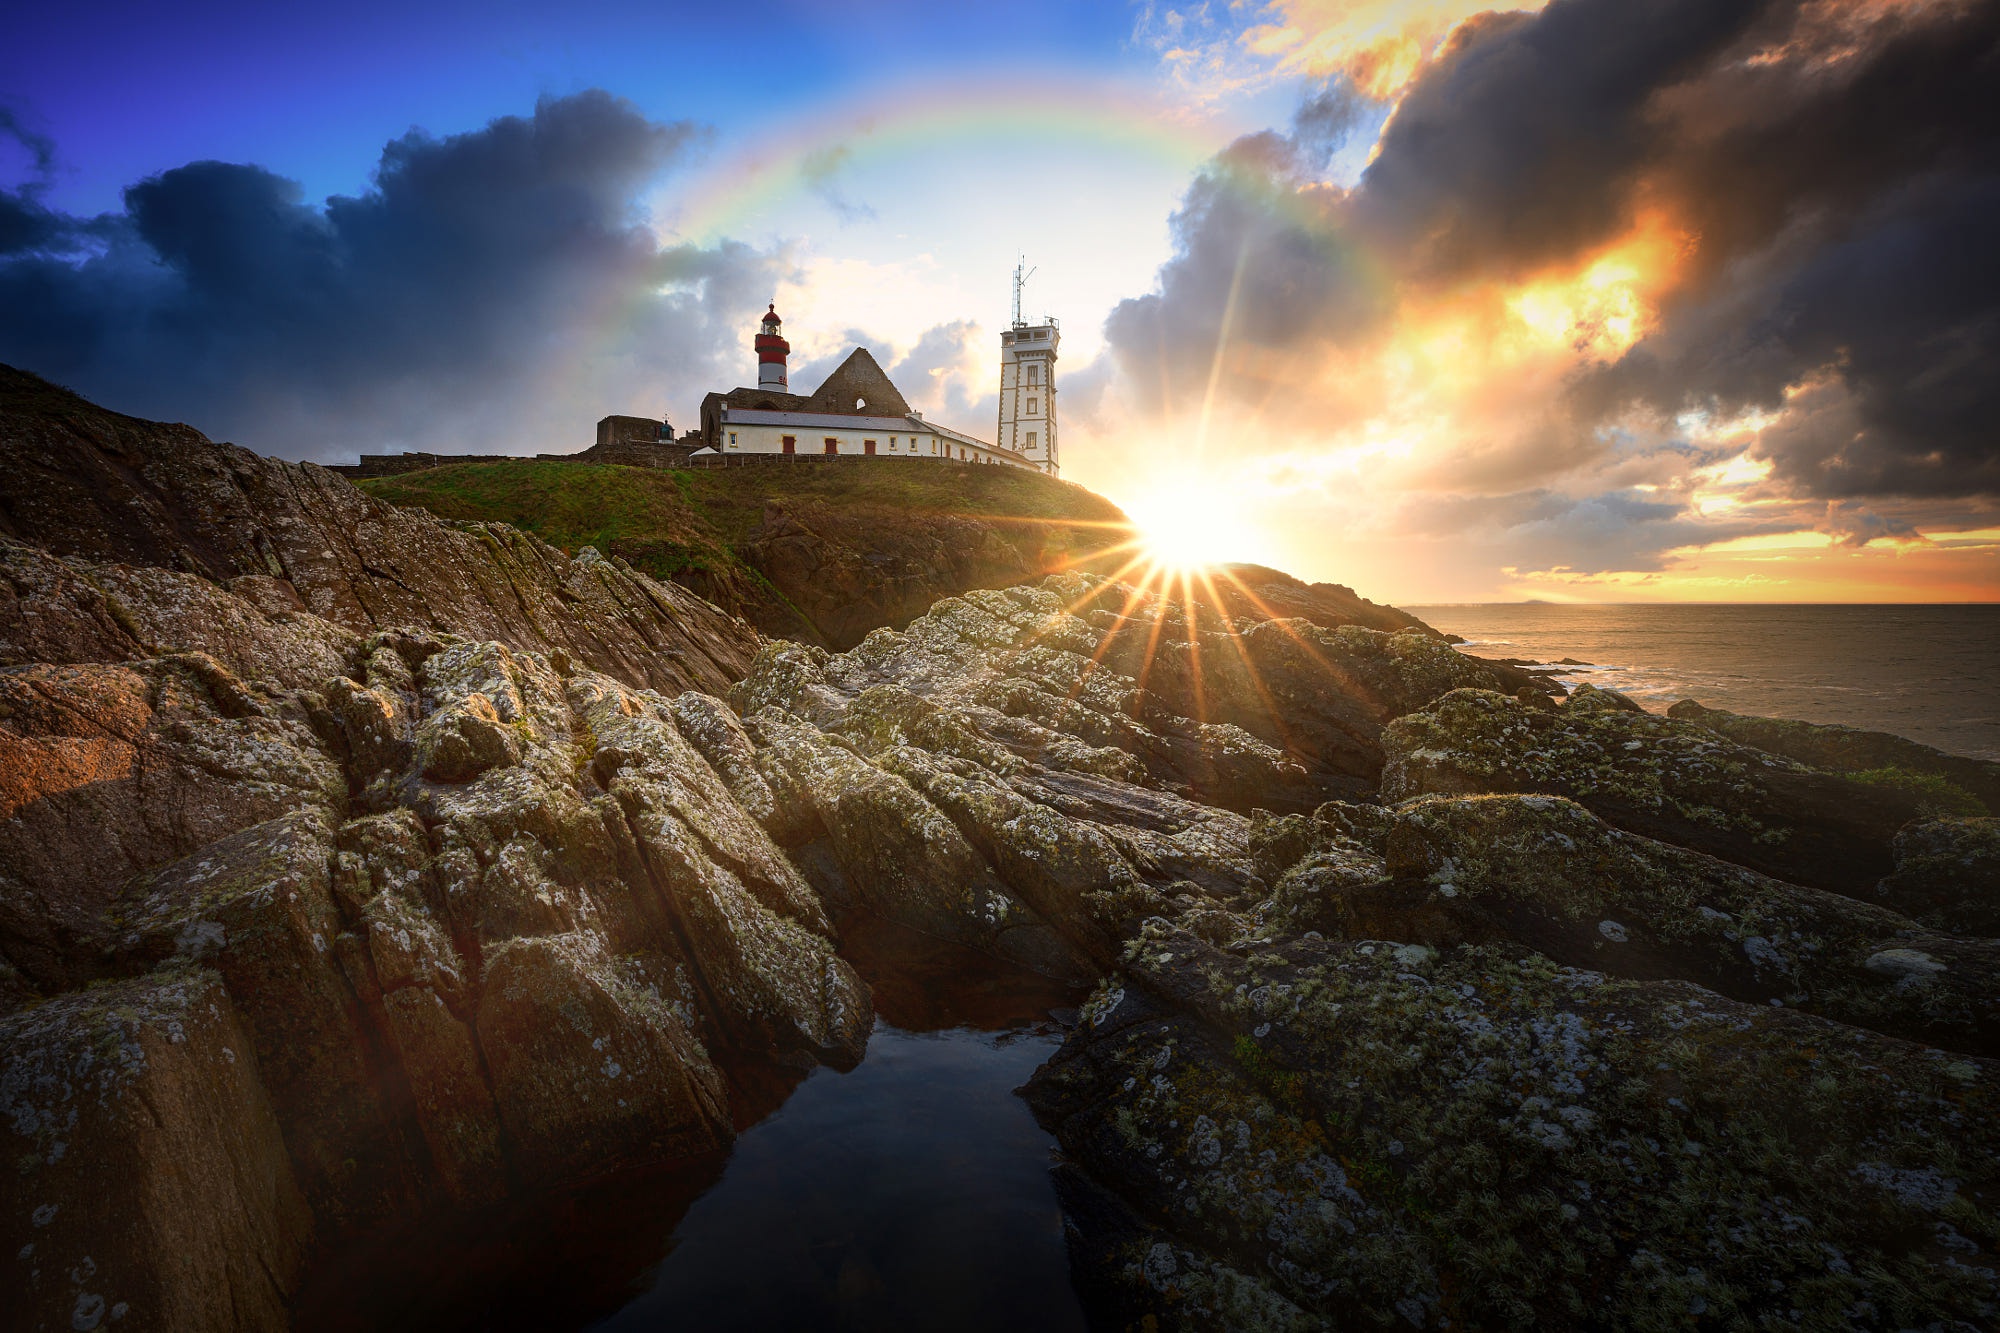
357,457,1132,586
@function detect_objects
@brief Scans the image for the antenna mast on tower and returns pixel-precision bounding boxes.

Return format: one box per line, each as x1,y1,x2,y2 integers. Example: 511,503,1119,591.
1011,256,1036,329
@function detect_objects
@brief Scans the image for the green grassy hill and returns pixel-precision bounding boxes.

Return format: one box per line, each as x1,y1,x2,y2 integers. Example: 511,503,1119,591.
360,458,1135,646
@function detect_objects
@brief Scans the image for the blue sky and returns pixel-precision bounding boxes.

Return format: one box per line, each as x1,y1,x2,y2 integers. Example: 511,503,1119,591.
4,1,1188,214
4,0,1995,602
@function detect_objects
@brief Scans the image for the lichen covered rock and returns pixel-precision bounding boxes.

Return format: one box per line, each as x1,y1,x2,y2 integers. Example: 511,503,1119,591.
1377,793,2000,1056
1878,816,2000,936
1383,687,1940,893
0,966,312,1332
1028,925,2000,1330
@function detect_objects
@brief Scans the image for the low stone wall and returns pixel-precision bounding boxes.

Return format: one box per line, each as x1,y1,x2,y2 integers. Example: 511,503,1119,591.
330,452,518,479
330,440,695,479
331,447,1019,478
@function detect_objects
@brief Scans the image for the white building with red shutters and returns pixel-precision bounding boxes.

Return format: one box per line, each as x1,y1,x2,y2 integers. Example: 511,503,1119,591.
696,304,1039,469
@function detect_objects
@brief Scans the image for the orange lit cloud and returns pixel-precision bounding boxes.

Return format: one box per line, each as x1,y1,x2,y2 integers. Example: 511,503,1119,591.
1093,0,2000,603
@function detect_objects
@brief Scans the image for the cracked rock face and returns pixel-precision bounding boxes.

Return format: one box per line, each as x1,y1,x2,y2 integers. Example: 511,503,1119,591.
0,584,867,1327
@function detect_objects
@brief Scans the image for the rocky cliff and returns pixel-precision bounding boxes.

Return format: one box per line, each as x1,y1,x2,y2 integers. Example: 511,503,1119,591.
2,372,1996,1331
0,367,760,697
353,457,1434,652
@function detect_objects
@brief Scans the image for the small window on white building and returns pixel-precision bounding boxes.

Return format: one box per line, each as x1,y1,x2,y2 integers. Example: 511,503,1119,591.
1026,432,1037,450
728,432,738,448
1027,399,1037,415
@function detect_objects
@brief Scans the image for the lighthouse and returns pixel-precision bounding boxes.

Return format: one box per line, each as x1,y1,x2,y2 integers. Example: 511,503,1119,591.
996,260,1059,476
755,303,789,391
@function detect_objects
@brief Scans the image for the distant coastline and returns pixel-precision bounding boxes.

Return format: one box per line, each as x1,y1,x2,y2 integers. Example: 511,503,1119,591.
1409,602,2000,761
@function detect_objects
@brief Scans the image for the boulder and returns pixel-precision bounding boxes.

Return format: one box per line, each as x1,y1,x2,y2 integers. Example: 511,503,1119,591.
117,811,422,1228
0,966,312,1333
1376,793,2000,1056
0,657,345,993
473,932,731,1190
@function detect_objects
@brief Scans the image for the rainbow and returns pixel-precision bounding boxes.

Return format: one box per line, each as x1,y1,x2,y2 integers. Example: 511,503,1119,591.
661,75,1229,246
539,74,1393,431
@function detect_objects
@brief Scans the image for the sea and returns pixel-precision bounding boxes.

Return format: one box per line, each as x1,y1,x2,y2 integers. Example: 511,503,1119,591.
1405,603,2000,762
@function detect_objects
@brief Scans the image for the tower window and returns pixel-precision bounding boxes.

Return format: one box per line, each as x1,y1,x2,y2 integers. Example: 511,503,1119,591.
1027,399,1037,414
1027,366,1040,385
1026,432,1037,450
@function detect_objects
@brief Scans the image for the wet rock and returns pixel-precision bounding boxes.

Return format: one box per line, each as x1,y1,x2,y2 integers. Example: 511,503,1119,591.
1878,816,2000,936
1383,687,1938,894
0,966,312,1332
1026,925,2000,1330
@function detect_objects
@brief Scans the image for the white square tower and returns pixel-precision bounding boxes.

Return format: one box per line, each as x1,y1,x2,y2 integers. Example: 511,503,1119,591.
997,260,1059,475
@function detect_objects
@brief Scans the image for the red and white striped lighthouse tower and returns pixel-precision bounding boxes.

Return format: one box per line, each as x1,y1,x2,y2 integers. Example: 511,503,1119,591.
755,303,789,391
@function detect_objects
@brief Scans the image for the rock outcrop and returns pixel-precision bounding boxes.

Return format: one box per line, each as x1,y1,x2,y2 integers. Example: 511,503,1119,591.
3,372,1997,1330
1380,685,1947,893
1670,697,2000,812
0,366,760,696
1,577,866,1326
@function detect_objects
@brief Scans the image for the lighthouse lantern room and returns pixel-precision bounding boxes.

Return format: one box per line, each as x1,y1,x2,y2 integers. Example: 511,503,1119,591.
755,303,789,391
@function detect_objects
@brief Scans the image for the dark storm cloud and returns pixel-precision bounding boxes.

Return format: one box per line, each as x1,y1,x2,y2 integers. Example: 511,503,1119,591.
1109,0,2000,503
1102,99,1388,406
0,91,788,459
0,106,78,255
1350,0,1769,282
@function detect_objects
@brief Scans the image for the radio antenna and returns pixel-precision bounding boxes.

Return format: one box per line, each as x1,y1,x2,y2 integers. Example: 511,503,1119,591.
1011,256,1036,328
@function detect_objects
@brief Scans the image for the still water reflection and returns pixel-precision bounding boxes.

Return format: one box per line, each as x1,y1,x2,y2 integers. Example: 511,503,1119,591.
295,918,1088,1331
595,1021,1086,1332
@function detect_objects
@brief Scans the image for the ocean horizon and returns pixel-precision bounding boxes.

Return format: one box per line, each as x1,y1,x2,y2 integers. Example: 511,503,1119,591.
1405,601,2000,762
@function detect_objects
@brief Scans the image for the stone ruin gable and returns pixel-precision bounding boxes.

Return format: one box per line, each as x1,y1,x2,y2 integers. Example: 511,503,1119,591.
801,348,913,419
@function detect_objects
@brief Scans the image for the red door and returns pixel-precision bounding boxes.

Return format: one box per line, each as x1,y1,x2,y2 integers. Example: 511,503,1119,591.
824,438,838,455
864,439,876,455
782,435,795,454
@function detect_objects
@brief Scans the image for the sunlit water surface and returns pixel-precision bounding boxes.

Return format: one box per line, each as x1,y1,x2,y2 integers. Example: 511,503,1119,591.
1408,603,2000,760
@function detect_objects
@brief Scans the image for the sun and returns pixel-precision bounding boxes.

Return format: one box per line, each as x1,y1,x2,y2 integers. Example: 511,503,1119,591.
1123,479,1267,573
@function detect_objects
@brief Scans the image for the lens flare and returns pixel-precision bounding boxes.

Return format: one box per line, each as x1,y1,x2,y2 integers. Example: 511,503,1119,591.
1124,479,1269,573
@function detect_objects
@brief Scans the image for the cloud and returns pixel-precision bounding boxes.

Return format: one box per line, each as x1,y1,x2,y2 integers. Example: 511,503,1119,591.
0,90,792,459
1097,0,2000,591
